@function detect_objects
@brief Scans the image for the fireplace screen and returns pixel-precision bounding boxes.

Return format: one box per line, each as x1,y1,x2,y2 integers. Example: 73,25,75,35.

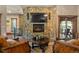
33,24,44,32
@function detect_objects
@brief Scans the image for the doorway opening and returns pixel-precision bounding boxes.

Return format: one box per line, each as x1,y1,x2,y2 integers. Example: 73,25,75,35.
58,16,77,40
11,18,17,38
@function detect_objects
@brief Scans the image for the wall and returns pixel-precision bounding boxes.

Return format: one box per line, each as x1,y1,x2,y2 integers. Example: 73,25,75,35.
1,6,6,36
77,6,79,33
6,14,19,33
19,14,25,35
7,5,23,14
56,5,78,37
0,5,23,36
57,5,77,15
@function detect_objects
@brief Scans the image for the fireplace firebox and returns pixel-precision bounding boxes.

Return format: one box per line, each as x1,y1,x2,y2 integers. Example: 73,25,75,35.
33,24,44,32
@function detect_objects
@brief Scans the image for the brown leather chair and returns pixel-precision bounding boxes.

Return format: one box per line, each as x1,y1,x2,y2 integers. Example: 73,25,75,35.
0,36,31,53
0,36,9,48
0,36,9,52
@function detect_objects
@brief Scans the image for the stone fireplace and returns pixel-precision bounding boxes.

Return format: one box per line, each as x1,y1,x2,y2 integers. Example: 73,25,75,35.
22,6,57,39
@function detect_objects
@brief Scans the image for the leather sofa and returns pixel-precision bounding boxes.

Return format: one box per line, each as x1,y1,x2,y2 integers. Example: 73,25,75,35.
54,40,79,53
0,36,31,53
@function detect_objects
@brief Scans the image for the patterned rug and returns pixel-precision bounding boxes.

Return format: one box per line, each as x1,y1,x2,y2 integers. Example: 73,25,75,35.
31,47,42,53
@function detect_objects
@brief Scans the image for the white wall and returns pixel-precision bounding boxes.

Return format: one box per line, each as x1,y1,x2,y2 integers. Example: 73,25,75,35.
57,5,77,15
77,6,79,33
57,5,79,33
1,6,6,36
56,5,79,37
0,6,6,13
0,6,23,36
7,5,23,14
6,15,19,33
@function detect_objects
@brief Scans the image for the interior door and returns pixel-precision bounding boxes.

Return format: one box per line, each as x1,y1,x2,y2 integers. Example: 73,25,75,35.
58,16,77,40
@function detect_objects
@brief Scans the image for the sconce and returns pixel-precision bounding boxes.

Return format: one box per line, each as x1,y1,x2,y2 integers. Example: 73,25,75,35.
49,13,50,20
6,20,10,23
27,13,29,20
